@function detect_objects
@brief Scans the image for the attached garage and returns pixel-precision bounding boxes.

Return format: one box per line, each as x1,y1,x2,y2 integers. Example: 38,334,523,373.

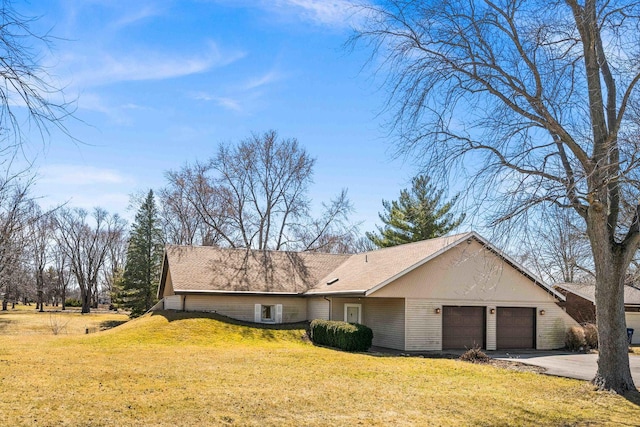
442,306,486,349
497,307,536,349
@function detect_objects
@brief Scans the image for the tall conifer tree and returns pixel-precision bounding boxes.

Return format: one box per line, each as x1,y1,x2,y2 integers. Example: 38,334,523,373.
367,175,465,248
120,190,164,317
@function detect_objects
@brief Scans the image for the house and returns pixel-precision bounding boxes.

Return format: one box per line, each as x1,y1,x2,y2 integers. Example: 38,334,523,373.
157,232,578,351
554,282,640,344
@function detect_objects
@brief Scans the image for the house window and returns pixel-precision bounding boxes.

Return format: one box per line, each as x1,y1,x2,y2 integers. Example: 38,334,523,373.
262,305,275,322
255,303,282,324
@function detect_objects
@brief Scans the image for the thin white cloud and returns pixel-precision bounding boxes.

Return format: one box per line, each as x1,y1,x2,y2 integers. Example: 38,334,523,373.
190,67,283,113
111,5,163,29
63,42,245,89
244,70,283,90
258,0,368,28
39,164,133,186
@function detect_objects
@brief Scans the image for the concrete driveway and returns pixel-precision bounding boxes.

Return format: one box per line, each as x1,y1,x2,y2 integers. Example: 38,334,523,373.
492,351,640,384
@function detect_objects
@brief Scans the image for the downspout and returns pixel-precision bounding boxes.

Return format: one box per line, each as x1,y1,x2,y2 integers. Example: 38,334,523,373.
182,295,186,311
323,296,332,320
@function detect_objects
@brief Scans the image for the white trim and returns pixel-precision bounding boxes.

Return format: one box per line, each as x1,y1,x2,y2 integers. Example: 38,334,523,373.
344,303,362,324
254,304,261,323
176,290,301,296
306,290,367,296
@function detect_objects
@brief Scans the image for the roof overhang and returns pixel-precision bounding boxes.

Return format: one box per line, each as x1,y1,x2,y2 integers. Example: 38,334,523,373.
174,289,304,296
304,290,367,297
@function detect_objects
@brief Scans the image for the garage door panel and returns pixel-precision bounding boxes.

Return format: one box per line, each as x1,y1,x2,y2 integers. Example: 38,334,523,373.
497,307,535,349
442,306,485,350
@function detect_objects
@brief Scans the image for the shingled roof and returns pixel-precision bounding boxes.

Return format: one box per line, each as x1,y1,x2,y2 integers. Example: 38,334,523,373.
554,282,640,306
158,245,351,295
158,232,562,299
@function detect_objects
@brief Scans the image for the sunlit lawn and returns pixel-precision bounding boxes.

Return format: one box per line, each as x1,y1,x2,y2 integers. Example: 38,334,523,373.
0,308,639,426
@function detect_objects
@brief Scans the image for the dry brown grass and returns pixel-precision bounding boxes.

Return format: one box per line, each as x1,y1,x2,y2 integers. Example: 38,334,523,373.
0,309,639,426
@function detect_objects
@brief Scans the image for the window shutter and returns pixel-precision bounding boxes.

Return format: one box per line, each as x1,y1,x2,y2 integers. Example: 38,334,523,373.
275,304,283,324
254,304,261,323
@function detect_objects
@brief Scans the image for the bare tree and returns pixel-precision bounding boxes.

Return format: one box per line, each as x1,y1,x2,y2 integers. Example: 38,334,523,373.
0,175,31,309
355,0,640,392
519,208,593,284
25,203,52,312
158,173,209,245
162,130,356,252
0,0,75,160
54,207,126,313
51,242,71,310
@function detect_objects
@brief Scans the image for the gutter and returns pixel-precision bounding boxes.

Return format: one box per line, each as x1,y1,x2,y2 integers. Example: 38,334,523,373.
323,296,332,319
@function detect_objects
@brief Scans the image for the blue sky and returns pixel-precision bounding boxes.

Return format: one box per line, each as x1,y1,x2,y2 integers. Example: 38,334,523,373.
17,0,426,233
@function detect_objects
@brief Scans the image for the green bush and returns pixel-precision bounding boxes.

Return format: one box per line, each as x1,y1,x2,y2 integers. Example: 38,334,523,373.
65,298,82,307
310,319,373,352
565,325,586,351
583,323,598,349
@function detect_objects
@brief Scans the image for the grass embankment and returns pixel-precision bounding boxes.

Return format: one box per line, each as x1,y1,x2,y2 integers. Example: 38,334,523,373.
0,308,638,426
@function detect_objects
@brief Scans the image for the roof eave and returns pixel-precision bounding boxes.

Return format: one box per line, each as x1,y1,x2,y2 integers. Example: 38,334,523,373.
304,290,367,296
174,289,304,296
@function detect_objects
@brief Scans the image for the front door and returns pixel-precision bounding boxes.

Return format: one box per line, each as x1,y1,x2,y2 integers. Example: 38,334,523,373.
345,304,361,324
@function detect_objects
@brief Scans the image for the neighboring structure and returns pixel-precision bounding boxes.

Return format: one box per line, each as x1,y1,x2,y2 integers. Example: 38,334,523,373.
554,282,640,344
157,232,578,351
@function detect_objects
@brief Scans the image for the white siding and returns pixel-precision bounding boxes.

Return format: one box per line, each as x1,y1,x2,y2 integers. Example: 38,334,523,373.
405,299,442,351
364,298,405,350
486,306,497,350
163,295,182,310
183,295,307,323
328,297,405,350
307,297,330,321
626,312,640,344
405,299,574,351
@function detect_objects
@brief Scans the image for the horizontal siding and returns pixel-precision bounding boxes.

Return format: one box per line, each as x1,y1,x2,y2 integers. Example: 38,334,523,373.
534,302,576,350
364,298,405,350
164,295,182,310
406,299,577,351
626,313,640,344
307,297,330,321
405,299,441,351
183,295,307,323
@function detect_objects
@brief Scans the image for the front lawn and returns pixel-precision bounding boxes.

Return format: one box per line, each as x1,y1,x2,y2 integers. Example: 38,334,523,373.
0,309,638,426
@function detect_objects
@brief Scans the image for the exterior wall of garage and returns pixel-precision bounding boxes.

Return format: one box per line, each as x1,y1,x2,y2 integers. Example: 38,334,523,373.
329,297,406,350
181,294,308,323
627,312,640,344
372,240,578,351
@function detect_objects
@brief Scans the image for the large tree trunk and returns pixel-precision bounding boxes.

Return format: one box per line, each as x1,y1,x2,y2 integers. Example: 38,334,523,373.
587,209,635,393
80,286,91,314
2,300,6,311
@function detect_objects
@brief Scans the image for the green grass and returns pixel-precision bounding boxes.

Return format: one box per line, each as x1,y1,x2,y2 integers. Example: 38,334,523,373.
0,309,639,426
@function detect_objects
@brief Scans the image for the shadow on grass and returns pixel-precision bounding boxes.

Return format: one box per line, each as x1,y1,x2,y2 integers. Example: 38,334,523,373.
0,319,13,332
623,389,640,407
150,310,309,330
99,320,129,331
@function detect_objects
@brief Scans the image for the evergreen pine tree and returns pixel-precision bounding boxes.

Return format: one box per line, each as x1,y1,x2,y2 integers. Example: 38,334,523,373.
366,175,465,248
120,190,164,317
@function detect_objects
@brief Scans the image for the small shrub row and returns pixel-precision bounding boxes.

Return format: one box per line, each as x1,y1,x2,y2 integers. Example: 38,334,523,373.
65,298,82,307
310,319,373,352
565,323,598,351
